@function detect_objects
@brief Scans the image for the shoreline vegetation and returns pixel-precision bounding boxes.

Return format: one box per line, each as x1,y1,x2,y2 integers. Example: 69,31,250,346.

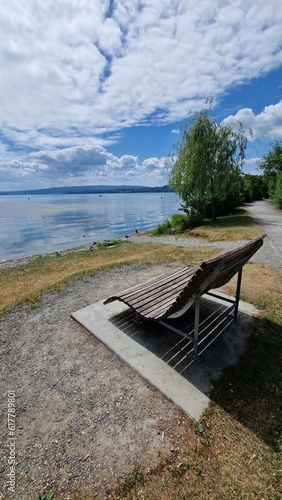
1,208,281,499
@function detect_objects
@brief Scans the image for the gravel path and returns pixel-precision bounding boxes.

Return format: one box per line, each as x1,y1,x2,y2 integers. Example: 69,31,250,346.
129,232,281,271
0,264,191,500
244,200,282,269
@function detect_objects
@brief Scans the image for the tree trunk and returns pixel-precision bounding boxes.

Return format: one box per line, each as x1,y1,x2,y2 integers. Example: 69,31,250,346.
211,198,217,221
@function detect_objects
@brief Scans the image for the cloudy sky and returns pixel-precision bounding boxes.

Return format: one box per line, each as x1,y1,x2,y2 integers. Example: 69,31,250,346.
1,0,282,191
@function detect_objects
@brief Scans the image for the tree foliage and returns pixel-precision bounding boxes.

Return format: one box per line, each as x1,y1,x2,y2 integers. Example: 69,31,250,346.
241,174,268,202
168,103,248,220
259,141,282,203
273,171,282,208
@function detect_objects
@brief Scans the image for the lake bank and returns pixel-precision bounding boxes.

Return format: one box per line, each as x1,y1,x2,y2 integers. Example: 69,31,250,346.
1,229,281,271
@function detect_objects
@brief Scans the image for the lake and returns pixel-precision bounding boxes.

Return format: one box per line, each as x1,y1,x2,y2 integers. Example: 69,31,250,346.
0,192,181,262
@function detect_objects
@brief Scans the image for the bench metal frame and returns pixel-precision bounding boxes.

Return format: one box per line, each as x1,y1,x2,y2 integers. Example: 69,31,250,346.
104,235,265,362
159,267,243,361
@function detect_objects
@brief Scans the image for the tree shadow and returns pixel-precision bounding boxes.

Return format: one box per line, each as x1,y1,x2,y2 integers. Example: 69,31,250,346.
211,316,282,451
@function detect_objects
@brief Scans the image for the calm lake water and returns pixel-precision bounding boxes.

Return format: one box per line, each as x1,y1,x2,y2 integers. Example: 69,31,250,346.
0,192,181,262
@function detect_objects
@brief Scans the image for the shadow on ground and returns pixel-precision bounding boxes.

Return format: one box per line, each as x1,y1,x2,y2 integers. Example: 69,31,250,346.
211,316,282,451
109,296,252,397
110,306,282,451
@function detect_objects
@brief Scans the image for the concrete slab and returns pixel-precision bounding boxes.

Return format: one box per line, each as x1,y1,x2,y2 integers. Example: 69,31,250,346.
71,293,259,421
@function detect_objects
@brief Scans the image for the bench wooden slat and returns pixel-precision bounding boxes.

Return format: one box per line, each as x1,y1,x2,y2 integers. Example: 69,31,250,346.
107,268,195,320
117,267,193,300
120,270,194,305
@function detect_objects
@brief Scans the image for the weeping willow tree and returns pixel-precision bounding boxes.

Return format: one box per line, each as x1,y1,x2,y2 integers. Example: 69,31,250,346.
168,103,249,221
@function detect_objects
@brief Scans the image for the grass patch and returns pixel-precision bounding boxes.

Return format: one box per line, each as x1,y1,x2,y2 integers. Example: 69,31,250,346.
0,242,217,316
216,264,282,449
36,491,54,500
188,207,263,241
150,207,263,241
96,238,130,249
115,468,145,497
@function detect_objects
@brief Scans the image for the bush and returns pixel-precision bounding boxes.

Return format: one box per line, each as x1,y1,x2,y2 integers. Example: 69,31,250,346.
152,213,188,235
185,208,204,229
273,171,282,208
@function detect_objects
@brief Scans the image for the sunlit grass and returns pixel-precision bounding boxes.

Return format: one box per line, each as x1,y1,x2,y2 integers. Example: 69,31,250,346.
0,242,217,315
150,208,263,241
188,208,263,241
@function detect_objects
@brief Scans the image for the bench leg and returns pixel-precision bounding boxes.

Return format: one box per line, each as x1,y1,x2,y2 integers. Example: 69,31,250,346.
231,268,242,319
189,292,203,362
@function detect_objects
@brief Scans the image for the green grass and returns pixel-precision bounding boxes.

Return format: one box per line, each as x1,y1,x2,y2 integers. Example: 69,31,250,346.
151,213,188,235
189,207,263,241
152,208,263,241
36,490,54,500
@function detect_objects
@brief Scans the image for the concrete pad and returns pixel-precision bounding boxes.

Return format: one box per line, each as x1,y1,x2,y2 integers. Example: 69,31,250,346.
71,294,259,421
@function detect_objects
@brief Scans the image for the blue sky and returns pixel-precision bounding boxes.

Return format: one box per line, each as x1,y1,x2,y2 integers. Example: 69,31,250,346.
0,0,282,191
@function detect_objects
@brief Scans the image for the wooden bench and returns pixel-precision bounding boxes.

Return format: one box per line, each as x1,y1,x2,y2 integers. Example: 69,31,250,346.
104,234,266,360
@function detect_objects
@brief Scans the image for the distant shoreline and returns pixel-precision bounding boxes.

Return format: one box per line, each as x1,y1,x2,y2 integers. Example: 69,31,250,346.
0,184,172,196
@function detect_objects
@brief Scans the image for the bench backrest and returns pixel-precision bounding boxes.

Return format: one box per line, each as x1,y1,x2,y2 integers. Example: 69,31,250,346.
201,234,265,290
166,234,266,317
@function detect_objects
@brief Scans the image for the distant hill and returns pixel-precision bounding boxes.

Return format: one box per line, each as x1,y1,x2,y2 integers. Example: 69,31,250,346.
0,185,172,195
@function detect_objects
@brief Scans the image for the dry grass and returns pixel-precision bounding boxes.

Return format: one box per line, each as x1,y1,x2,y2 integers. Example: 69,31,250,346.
225,262,282,323
116,405,280,500
0,242,217,315
188,208,263,241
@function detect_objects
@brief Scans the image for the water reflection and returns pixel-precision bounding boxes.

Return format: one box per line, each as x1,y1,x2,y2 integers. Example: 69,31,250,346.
0,192,181,261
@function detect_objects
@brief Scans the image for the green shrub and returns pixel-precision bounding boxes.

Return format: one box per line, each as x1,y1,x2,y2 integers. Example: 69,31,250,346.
37,491,54,500
152,213,188,235
273,171,282,208
185,208,204,229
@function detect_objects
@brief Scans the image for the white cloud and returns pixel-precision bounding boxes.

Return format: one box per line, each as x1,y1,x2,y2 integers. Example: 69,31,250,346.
223,101,282,140
1,0,282,188
2,1,282,135
0,145,171,190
